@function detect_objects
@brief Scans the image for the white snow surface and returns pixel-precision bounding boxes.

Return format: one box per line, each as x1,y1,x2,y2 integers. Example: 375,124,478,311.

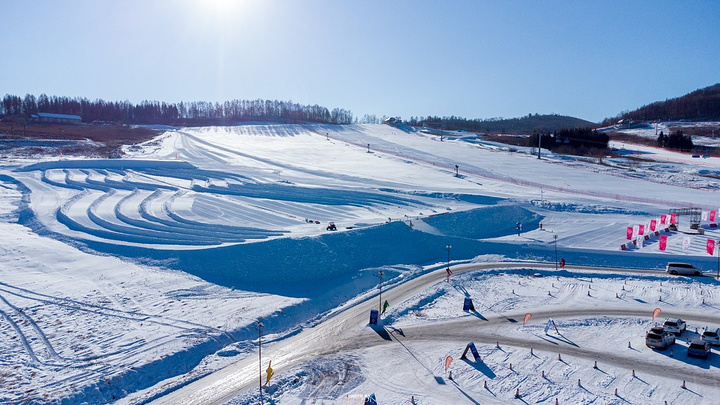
0,123,719,404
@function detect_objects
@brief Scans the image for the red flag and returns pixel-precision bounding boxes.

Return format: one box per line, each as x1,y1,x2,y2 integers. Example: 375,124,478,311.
638,225,645,235
652,308,661,321
523,313,532,326
626,227,633,240
711,211,717,222
707,239,715,256
650,219,656,231
659,235,667,251
660,215,667,224
445,355,453,372
670,213,676,225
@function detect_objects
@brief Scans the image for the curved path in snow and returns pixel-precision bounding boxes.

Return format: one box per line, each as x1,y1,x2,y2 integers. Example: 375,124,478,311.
146,263,720,404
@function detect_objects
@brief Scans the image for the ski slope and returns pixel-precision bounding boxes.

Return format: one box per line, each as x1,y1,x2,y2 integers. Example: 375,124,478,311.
1,123,720,404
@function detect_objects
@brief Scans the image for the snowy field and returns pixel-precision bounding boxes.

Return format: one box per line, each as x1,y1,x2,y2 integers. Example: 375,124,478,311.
1,123,720,404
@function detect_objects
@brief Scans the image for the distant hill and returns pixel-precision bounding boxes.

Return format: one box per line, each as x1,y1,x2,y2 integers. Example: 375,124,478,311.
407,114,598,135
604,83,720,125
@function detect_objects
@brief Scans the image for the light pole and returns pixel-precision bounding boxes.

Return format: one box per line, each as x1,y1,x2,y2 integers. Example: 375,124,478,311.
446,245,452,269
537,133,542,159
446,245,452,282
255,320,263,404
377,270,384,313
554,235,558,271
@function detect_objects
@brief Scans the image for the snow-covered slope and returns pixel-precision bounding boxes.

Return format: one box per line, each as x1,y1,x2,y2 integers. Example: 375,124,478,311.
1,123,719,404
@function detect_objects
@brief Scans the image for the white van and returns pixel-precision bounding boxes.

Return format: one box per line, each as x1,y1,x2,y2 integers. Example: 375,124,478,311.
665,262,701,276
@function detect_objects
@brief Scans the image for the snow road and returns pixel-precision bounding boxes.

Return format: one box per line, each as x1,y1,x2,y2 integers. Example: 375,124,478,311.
145,262,720,404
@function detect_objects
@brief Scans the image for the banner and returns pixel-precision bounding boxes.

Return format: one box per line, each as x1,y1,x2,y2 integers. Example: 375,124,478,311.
650,219,656,231
544,319,552,334
652,308,661,321
660,214,667,225
445,355,453,372
702,211,708,221
369,309,379,325
670,213,676,225
461,342,481,361
265,361,274,385
683,236,691,250
463,297,474,311
626,226,633,240
707,239,715,256
659,235,667,251
637,236,643,248
638,224,645,235
711,211,717,222
523,313,532,326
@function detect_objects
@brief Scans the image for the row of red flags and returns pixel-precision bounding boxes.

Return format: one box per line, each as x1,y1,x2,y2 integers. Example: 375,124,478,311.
623,212,719,253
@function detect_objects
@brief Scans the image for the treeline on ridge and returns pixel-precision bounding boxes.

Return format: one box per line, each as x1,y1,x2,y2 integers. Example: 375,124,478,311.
603,83,720,125
0,94,354,125
407,113,598,134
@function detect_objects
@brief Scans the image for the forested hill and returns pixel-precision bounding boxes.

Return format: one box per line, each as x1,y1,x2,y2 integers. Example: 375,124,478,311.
0,94,354,125
408,114,598,134
603,83,720,125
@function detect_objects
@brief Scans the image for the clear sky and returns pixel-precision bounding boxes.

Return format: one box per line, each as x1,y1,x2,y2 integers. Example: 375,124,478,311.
2,0,719,123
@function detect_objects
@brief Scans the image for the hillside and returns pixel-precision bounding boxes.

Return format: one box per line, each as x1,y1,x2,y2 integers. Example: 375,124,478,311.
408,113,598,134
604,83,720,125
2,124,720,403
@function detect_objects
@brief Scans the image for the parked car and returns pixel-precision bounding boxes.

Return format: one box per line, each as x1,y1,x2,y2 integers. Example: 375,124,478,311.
687,338,711,359
701,327,720,346
666,262,702,276
663,318,687,336
646,326,676,349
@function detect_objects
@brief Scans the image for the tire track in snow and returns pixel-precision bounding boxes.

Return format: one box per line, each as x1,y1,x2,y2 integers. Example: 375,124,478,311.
0,295,39,365
0,293,63,362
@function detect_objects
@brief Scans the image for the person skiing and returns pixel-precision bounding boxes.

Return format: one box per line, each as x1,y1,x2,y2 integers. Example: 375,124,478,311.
560,258,566,268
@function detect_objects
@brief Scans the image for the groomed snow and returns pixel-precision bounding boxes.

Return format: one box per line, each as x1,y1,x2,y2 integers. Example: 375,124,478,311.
1,123,719,404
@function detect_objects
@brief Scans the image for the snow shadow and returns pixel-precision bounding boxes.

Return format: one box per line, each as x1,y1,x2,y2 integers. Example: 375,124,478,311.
369,324,392,341
461,358,496,379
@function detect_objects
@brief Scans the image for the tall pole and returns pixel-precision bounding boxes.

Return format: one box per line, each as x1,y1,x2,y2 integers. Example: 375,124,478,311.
446,245,451,269
537,133,542,159
444,244,453,282
554,235,558,271
378,270,384,313
256,321,263,404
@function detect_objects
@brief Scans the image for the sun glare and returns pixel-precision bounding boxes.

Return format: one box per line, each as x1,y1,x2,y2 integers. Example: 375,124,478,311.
203,0,243,14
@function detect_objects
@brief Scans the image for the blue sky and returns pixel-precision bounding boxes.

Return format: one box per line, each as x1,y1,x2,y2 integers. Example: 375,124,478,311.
2,0,718,123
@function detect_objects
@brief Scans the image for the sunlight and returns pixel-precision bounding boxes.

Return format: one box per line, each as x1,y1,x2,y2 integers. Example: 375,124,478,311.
202,0,245,14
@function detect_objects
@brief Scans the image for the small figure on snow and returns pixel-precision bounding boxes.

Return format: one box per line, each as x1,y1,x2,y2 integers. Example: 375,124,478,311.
559,258,566,268
446,267,453,282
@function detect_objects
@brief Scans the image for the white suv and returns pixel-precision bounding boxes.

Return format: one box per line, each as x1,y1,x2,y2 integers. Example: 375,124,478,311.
645,326,676,349
663,318,687,336
702,327,720,346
